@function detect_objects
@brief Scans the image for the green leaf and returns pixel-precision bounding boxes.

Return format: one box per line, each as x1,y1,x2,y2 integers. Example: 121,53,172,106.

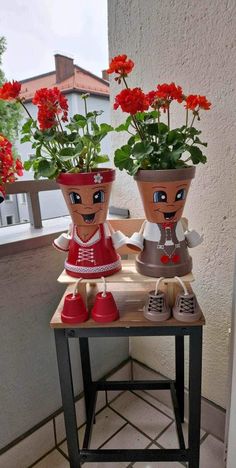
37,159,57,177
135,112,145,121
132,141,153,159
194,136,208,147
93,154,110,164
20,134,31,143
59,147,76,159
36,146,42,158
21,118,34,134
187,145,207,164
145,123,159,136
114,145,132,171
128,135,136,146
74,141,84,153
99,123,113,133
170,147,185,161
115,116,132,132
72,114,86,123
166,130,183,145
158,123,169,134
24,160,33,170
70,114,87,128
187,127,201,137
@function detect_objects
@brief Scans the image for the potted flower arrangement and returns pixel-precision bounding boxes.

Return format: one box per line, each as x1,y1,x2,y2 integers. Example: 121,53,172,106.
0,81,125,278
107,54,211,278
0,82,23,202
0,134,23,203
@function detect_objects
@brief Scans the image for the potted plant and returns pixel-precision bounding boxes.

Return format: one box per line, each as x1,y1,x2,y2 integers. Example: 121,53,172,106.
107,55,211,277
0,81,126,278
0,134,23,203
0,82,23,202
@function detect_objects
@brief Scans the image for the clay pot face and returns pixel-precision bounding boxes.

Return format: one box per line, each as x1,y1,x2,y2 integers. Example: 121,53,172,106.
134,168,195,224
57,169,115,226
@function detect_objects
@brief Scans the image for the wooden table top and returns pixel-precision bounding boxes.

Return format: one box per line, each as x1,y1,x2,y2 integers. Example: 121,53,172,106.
57,259,195,285
50,283,205,329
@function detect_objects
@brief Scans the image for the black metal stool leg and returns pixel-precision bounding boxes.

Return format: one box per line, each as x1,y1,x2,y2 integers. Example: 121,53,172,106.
188,327,203,468
79,337,93,421
54,329,81,468
175,335,185,423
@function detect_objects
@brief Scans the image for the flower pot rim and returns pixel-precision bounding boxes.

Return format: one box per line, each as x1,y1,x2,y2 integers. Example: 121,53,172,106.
134,166,196,182
57,168,115,186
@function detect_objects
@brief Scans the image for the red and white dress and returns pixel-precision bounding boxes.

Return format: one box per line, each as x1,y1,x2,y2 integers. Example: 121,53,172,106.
63,223,121,279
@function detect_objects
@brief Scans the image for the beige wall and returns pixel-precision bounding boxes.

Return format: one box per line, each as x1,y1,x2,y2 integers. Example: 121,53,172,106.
108,0,236,408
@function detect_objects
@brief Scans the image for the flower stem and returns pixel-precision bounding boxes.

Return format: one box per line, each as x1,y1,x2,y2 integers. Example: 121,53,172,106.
186,108,188,127
122,76,144,140
19,100,33,120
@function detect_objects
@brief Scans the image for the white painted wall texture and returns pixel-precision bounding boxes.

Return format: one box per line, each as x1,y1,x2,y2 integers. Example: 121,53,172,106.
108,0,236,407
0,245,128,449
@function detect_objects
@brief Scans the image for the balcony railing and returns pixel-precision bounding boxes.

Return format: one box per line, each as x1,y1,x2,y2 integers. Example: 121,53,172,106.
5,180,59,228
4,180,129,229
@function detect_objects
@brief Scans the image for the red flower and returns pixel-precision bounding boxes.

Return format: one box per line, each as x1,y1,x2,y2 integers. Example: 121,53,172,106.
15,158,23,176
0,81,21,100
185,94,211,110
32,87,68,130
107,55,134,76
114,88,149,115
146,90,158,106
156,83,184,103
114,88,149,114
0,134,23,195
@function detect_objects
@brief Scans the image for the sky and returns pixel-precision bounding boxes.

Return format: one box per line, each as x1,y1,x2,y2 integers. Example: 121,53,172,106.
0,0,108,81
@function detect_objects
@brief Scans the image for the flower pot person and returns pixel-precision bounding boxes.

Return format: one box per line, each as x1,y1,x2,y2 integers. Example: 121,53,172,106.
54,169,123,278
107,55,211,277
0,81,127,277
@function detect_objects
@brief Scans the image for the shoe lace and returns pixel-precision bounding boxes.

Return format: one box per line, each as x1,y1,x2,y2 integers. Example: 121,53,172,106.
179,296,195,314
147,295,164,313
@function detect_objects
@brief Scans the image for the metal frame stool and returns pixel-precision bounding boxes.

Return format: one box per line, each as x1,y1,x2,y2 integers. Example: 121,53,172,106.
51,264,204,468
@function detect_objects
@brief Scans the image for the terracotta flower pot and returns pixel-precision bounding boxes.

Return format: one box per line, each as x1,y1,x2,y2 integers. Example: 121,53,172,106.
55,168,122,278
133,167,197,278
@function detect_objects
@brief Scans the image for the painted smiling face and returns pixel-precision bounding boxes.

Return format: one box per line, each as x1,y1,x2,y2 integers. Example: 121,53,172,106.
136,179,192,223
62,182,112,226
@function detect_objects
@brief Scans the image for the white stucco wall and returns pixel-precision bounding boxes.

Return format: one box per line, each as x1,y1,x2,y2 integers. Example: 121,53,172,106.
108,0,236,408
0,244,128,449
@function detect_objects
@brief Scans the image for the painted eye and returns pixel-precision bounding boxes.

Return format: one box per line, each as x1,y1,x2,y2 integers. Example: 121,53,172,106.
69,192,81,204
153,191,167,203
93,190,105,204
175,189,186,201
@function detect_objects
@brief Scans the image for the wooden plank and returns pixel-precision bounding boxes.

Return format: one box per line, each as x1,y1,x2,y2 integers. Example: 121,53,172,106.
57,259,194,284
50,282,205,329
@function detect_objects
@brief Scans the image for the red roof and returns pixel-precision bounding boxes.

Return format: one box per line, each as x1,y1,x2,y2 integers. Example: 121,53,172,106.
20,64,109,102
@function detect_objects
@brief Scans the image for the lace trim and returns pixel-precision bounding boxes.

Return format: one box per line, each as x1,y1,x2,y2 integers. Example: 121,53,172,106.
65,256,121,274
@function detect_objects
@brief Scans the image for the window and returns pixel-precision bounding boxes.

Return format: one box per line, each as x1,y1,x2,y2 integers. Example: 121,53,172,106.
6,215,14,225
5,195,13,202
19,193,27,204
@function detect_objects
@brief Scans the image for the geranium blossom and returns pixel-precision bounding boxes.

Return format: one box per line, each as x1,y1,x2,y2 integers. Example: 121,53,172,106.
185,95,211,110
0,134,23,196
114,88,149,114
0,81,21,100
32,87,68,130
107,54,134,76
156,83,184,103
